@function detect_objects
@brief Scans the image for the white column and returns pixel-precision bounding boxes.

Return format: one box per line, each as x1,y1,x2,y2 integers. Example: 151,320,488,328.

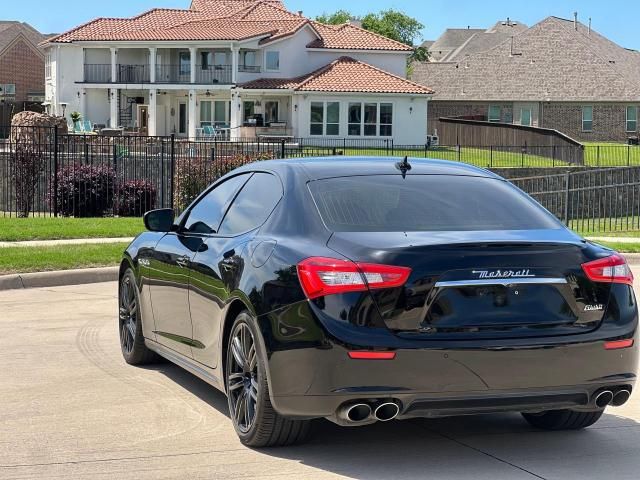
290,94,297,138
190,47,197,84
109,88,118,128
188,89,197,139
148,89,157,136
110,48,118,83
231,46,238,84
230,88,241,139
79,88,86,120
149,47,157,84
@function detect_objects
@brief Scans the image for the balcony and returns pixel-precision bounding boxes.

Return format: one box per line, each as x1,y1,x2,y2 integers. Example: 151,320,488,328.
155,64,233,84
238,64,261,73
83,64,150,84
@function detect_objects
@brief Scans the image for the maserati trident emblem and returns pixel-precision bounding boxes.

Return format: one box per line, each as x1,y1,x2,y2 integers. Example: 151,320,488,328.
472,269,535,279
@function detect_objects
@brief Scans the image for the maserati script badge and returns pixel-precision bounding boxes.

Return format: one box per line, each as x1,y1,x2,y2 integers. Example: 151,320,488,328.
472,269,535,279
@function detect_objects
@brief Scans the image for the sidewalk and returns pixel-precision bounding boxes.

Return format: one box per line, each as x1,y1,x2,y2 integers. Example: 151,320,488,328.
0,237,134,248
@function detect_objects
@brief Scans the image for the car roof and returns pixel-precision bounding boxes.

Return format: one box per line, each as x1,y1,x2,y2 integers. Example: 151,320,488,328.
236,157,501,181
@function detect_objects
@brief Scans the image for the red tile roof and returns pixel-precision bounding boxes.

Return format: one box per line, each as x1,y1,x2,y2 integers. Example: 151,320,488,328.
46,0,414,53
309,22,413,52
239,57,434,94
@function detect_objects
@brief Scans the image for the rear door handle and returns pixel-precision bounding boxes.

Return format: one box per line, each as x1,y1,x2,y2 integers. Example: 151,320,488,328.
176,256,190,268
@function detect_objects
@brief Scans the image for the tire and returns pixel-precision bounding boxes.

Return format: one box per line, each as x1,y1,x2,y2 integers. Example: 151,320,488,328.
522,409,604,430
225,311,311,447
119,268,159,365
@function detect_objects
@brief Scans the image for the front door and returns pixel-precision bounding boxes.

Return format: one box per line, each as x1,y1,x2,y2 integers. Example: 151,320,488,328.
137,105,148,135
178,102,187,135
148,233,203,357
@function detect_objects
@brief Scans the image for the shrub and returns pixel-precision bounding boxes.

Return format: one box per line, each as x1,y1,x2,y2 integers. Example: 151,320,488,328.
117,180,157,217
54,164,116,217
173,151,276,211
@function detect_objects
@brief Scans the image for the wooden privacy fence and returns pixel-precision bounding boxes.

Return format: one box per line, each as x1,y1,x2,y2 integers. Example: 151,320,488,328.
438,117,585,165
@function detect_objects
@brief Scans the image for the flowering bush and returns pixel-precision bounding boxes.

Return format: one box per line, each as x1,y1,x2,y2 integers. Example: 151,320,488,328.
14,144,46,217
117,180,157,217
53,164,116,217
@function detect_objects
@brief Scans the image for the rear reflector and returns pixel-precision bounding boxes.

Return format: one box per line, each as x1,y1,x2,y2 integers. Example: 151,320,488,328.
604,339,634,350
582,254,634,286
348,351,396,360
297,257,411,300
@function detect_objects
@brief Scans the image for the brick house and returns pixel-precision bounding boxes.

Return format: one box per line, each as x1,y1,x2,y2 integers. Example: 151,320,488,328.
412,16,640,142
0,22,51,105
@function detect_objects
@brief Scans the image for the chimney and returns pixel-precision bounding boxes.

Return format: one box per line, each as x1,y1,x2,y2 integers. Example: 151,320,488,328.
297,10,303,17
588,17,592,34
506,17,511,26
574,12,578,31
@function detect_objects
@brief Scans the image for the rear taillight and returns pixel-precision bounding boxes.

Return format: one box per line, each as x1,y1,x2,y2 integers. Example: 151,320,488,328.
582,254,634,286
297,256,411,300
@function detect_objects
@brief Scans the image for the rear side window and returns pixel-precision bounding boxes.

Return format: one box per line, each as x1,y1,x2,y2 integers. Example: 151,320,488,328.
218,173,283,235
184,174,249,234
308,175,561,232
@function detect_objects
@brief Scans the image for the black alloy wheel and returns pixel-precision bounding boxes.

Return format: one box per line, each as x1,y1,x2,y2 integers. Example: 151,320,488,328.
227,321,259,434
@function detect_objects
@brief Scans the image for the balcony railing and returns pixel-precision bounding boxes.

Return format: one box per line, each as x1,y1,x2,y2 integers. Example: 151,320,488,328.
196,65,232,84
83,64,234,84
83,64,150,83
83,64,111,83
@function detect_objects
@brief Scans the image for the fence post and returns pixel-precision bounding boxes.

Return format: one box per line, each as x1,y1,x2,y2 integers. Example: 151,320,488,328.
53,126,59,217
490,145,493,167
597,145,600,166
457,145,461,162
552,145,556,167
391,139,394,156
281,139,286,159
563,172,570,225
170,134,175,210
628,145,631,166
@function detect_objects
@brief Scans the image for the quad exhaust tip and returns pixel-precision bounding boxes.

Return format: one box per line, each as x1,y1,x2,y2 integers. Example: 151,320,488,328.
611,389,631,407
374,402,400,422
345,403,372,422
594,390,614,408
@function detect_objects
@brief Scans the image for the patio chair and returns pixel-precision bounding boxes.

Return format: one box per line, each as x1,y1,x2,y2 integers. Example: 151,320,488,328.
202,125,216,139
83,120,94,133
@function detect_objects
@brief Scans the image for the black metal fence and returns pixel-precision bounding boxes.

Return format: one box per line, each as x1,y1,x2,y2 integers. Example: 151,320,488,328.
511,167,640,234
2,126,640,234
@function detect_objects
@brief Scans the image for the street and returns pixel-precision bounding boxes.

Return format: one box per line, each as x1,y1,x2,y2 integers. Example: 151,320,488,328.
1,280,640,479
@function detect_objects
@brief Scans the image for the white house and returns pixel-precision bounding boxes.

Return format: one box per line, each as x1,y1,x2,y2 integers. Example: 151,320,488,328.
42,0,433,143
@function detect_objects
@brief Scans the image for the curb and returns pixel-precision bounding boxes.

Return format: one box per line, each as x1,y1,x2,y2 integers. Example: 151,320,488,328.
0,267,119,291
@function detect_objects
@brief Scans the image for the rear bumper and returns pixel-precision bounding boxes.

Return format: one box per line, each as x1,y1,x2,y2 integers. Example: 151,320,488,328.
265,332,638,419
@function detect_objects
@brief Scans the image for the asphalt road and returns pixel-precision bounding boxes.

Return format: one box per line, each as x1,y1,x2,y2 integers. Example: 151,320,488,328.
2,278,640,479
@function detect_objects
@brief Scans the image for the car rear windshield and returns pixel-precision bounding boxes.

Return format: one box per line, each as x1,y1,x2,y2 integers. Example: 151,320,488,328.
308,175,561,232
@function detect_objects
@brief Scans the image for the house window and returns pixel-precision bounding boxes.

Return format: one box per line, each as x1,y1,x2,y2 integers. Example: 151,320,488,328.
582,106,593,132
380,103,393,136
201,52,211,70
364,103,378,136
213,52,227,66
348,103,362,136
214,101,228,126
179,52,190,75
200,101,212,126
310,102,340,136
240,51,258,71
243,101,255,123
348,102,393,137
488,105,501,122
0,84,15,98
626,106,638,132
520,108,532,127
45,52,52,78
265,51,280,71
265,101,279,124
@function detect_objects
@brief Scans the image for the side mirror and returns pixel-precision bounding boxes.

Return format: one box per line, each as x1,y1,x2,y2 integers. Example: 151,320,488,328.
144,209,175,232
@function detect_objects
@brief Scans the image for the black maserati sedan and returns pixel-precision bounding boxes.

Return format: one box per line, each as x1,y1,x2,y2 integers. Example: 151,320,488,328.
119,157,637,447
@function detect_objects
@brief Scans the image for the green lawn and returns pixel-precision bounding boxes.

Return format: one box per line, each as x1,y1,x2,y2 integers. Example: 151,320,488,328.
593,241,640,254
0,243,129,274
583,143,640,167
0,217,145,241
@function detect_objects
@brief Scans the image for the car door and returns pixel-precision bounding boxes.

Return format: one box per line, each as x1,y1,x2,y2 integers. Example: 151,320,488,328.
148,173,250,358
189,172,284,368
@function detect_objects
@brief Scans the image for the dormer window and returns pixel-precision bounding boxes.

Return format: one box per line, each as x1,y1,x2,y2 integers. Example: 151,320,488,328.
265,51,280,71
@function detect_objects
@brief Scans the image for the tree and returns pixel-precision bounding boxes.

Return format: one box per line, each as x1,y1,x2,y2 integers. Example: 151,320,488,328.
315,9,428,65
315,10,352,25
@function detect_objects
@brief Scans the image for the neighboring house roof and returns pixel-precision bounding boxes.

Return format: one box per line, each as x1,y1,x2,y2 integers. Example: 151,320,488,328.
410,16,640,102
428,28,483,61
239,56,434,94
45,0,412,52
0,21,50,55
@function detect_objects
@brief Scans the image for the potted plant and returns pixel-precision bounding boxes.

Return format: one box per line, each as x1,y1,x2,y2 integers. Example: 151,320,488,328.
70,111,82,132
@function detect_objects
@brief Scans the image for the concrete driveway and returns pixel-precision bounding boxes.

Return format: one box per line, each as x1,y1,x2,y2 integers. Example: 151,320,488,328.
2,279,640,480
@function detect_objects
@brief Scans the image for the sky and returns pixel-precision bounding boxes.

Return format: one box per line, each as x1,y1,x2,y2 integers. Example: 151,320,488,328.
5,0,640,50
